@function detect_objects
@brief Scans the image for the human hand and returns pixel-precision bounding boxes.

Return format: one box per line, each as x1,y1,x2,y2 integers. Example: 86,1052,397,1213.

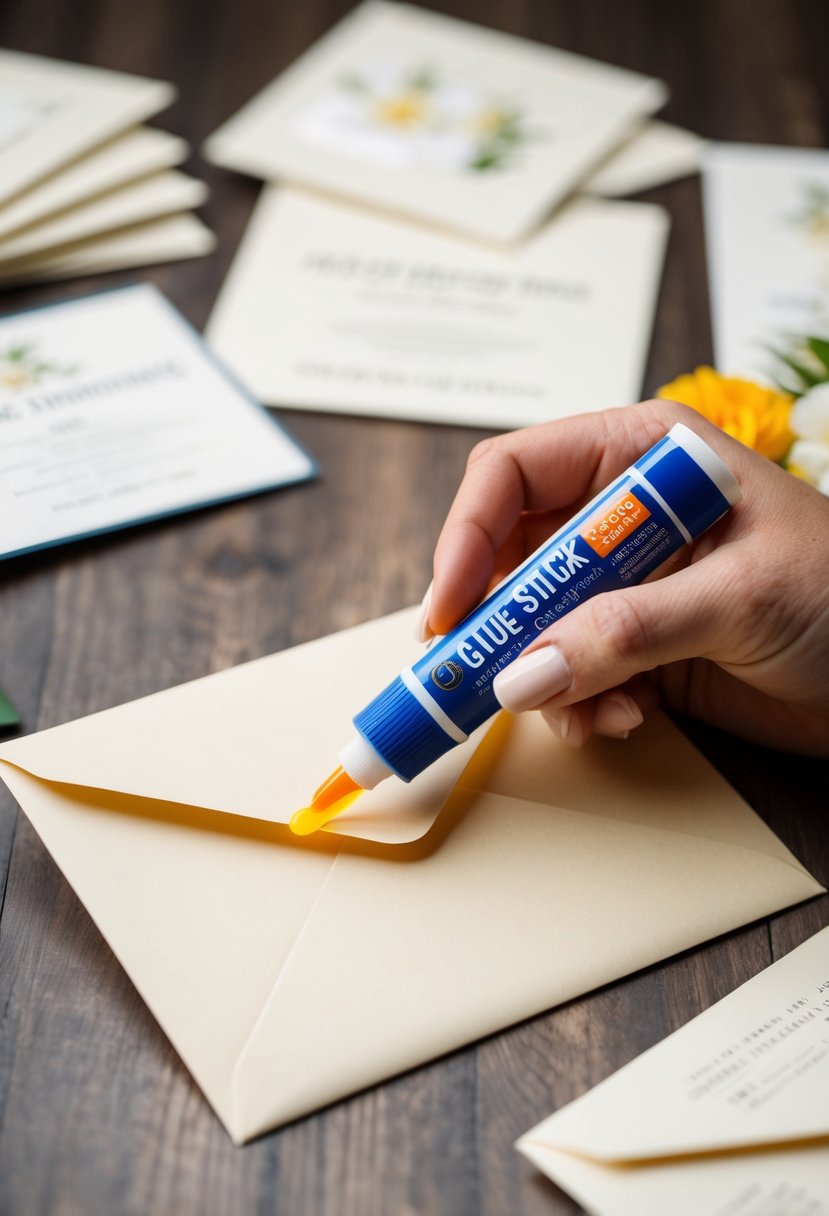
421,399,829,757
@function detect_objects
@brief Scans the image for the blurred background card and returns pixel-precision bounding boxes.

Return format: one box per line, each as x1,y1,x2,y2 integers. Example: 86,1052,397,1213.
704,143,829,380
0,213,216,286
204,0,667,243
0,169,207,264
206,186,669,429
0,284,315,560
0,50,174,206
585,120,706,198
0,127,188,242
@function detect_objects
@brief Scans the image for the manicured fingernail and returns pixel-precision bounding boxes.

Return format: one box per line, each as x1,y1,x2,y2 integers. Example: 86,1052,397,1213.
593,692,643,738
542,705,585,748
416,583,434,643
494,647,571,712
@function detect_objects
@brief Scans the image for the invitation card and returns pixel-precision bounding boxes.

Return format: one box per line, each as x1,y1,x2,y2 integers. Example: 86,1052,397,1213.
704,143,829,379
0,169,207,265
586,120,705,197
0,213,216,286
0,285,315,560
206,186,669,429
203,0,666,243
517,926,829,1214
0,126,188,242
0,50,173,206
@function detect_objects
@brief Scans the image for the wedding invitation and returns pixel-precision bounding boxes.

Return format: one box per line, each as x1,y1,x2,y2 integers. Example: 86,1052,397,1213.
704,143,829,379
586,120,705,198
206,186,668,429
0,50,174,206
517,926,829,1215
0,284,315,560
204,0,667,243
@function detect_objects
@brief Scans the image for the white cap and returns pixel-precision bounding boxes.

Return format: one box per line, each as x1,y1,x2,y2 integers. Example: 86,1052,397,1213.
668,423,742,506
339,734,394,790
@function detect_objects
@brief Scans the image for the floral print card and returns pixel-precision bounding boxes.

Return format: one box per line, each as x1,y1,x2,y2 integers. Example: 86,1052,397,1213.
203,1,667,244
205,186,669,429
703,143,829,381
0,285,315,561
0,51,174,209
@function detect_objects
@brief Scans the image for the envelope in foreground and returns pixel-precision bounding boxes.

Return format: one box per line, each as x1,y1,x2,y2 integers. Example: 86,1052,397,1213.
0,609,822,1143
517,927,829,1215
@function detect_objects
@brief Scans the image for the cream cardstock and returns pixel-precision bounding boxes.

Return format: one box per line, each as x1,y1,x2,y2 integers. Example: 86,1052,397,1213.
517,927,829,1215
0,607,821,1143
0,50,174,206
205,186,668,429
0,168,207,264
0,212,216,286
704,143,829,379
0,284,314,559
203,0,666,243
0,126,188,241
584,120,705,197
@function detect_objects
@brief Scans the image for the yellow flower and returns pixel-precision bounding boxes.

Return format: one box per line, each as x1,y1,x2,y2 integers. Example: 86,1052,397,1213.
657,366,794,461
373,92,428,128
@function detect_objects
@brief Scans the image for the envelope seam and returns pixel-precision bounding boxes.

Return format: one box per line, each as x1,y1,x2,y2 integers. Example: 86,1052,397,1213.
228,846,344,1140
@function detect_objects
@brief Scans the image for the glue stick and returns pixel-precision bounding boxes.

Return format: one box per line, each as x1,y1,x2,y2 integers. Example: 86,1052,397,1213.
291,423,740,835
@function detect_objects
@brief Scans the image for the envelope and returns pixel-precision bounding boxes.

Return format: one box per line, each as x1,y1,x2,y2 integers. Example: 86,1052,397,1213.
0,608,821,1143
517,926,829,1214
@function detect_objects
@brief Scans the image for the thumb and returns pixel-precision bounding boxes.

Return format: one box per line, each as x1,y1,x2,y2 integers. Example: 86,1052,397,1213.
493,555,734,713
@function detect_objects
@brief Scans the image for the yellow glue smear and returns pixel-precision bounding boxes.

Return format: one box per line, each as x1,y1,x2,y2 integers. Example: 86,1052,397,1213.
290,765,364,836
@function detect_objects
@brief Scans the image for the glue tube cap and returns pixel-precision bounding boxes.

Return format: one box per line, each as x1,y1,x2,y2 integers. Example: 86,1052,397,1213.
339,734,394,790
638,423,741,539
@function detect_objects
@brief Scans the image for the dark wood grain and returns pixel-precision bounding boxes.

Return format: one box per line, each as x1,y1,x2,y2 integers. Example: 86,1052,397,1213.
0,1,827,1213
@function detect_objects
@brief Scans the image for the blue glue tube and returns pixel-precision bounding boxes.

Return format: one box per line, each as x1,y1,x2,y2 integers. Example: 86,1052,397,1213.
290,424,740,835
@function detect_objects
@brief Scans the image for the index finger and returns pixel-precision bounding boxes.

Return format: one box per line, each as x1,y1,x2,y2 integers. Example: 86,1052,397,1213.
429,399,708,634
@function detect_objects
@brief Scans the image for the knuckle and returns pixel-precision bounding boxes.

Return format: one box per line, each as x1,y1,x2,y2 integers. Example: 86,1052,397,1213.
586,590,652,671
466,436,502,469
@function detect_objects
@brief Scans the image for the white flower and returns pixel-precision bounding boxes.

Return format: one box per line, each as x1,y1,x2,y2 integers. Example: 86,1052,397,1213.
790,381,829,444
788,382,829,493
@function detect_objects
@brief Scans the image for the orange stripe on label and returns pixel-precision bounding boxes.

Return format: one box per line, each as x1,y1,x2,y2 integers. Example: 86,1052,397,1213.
580,491,651,556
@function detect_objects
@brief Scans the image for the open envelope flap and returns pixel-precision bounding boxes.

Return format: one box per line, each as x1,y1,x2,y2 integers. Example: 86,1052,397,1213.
0,608,484,845
229,787,822,1142
517,928,829,1165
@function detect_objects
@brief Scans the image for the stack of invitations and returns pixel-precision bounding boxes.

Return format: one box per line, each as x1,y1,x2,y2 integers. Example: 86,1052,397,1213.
0,50,215,287
204,1,705,430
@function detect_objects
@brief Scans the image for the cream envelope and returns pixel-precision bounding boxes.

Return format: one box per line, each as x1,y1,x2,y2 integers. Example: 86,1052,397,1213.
517,926,829,1215
0,168,207,264
0,50,173,206
0,212,216,286
0,126,188,242
0,608,821,1143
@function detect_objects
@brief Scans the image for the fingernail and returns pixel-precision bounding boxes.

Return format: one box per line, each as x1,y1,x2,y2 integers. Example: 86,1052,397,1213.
593,692,643,738
416,583,434,643
494,647,571,712
542,705,585,748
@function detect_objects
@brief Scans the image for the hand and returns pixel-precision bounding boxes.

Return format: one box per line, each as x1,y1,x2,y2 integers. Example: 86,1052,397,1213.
422,399,829,757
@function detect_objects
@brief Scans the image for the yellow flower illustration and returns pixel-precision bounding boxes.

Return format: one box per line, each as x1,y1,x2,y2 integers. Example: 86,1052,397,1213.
373,91,429,128
657,366,794,461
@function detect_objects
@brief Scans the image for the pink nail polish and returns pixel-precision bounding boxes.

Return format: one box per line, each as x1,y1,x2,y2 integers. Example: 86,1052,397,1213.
493,647,571,713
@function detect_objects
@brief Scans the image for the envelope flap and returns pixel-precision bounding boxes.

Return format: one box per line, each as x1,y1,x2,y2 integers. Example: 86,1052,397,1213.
0,608,482,844
459,710,812,868
522,928,829,1163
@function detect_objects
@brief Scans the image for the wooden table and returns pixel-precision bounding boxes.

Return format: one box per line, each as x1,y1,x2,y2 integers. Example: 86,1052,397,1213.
0,2,827,1212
